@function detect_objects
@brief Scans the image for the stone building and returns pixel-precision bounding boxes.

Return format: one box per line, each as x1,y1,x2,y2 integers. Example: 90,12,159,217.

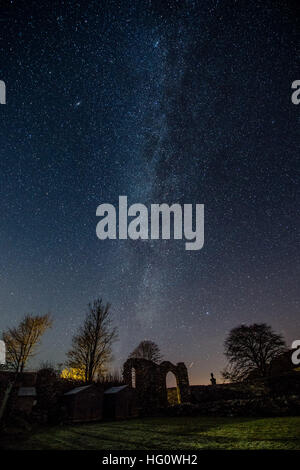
123,358,190,413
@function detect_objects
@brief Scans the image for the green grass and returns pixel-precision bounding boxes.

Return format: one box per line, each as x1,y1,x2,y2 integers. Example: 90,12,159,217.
2,416,300,450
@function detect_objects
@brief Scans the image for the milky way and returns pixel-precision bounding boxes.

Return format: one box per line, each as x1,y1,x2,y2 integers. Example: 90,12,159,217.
0,1,299,383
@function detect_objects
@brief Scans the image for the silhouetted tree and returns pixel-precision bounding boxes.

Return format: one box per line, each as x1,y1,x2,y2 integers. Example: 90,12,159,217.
222,323,286,382
66,298,118,382
129,340,163,363
2,314,52,373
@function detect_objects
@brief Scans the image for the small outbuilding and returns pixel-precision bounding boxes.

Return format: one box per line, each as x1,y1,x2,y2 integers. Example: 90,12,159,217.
17,386,37,414
63,384,103,423
103,384,138,420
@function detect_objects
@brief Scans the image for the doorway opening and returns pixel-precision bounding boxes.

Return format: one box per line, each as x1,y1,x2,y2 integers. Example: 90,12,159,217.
131,368,136,388
166,371,181,405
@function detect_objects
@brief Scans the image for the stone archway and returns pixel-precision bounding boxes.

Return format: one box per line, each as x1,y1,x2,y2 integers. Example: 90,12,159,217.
166,371,181,405
123,358,190,413
158,361,190,407
131,367,136,388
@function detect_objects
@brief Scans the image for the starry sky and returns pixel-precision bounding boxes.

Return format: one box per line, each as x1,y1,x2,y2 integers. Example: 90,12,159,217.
0,0,299,384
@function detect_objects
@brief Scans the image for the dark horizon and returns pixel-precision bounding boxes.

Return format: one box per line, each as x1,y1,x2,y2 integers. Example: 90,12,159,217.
0,0,299,385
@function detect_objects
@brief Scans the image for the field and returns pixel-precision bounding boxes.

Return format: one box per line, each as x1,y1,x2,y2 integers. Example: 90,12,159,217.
1,416,300,450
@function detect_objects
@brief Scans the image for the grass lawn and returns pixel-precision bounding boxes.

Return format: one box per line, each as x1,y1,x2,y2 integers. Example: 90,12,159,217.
1,416,300,450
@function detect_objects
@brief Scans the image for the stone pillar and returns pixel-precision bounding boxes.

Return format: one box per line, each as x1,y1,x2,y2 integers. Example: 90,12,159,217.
176,362,191,403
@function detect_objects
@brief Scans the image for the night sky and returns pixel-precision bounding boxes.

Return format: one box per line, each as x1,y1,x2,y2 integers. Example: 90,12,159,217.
0,0,299,384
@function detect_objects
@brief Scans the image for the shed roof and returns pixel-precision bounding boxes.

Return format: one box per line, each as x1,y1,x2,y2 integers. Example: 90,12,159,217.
104,385,128,394
18,386,37,397
64,385,93,396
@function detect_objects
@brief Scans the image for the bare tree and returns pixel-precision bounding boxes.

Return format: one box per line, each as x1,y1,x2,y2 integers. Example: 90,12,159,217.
222,323,286,382
129,340,163,364
66,298,118,382
2,314,52,374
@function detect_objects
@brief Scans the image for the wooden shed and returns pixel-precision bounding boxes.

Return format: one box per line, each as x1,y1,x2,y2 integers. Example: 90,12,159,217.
17,386,37,414
63,384,103,423
103,385,138,420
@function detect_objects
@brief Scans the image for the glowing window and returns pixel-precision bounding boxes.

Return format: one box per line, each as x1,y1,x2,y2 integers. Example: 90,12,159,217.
131,368,136,388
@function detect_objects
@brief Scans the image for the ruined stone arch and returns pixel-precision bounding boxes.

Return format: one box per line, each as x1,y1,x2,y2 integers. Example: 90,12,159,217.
165,370,180,404
159,361,182,404
131,366,136,388
159,361,190,405
123,358,190,413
